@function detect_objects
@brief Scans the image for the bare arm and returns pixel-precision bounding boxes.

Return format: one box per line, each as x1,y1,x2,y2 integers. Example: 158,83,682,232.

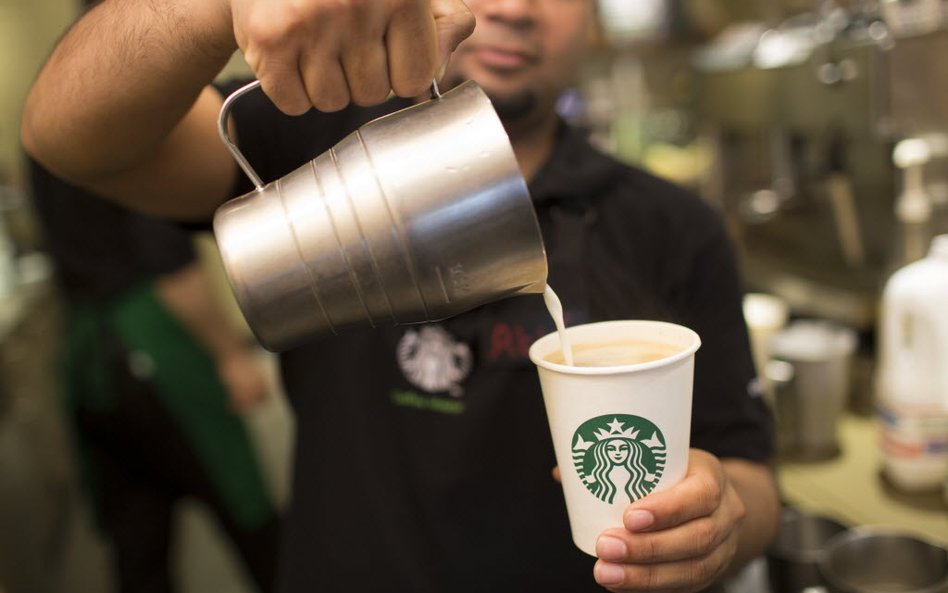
154,260,269,412
21,0,236,219
719,457,781,575
20,0,474,220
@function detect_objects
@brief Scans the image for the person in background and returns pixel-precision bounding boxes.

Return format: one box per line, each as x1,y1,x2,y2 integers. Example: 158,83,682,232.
21,1,780,592
26,155,281,593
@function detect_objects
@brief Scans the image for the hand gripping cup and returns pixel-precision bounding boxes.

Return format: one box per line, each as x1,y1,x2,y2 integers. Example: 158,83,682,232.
529,320,701,556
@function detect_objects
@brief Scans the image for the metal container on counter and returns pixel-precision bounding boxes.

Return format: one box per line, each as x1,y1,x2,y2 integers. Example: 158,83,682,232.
820,528,948,593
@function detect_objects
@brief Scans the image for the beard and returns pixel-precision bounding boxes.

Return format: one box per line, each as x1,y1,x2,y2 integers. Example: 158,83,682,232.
445,74,538,126
490,91,539,124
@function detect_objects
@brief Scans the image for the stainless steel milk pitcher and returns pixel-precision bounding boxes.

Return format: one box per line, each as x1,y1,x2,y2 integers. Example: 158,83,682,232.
213,80,548,351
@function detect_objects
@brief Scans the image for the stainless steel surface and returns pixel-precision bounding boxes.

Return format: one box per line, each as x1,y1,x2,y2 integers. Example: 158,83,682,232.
696,33,895,329
819,529,948,593
218,79,446,191
695,14,948,328
218,80,266,190
767,507,848,593
213,80,547,351
767,320,856,460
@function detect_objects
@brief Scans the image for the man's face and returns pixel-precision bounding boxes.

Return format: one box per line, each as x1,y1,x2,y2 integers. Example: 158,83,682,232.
444,0,596,122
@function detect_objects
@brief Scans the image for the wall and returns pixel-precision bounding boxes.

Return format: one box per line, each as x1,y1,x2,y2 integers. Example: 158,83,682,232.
0,0,78,185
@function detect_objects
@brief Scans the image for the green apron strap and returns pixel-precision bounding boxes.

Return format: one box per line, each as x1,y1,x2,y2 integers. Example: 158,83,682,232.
108,283,274,530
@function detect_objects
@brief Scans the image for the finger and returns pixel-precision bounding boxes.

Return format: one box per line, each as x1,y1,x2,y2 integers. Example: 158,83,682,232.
299,51,351,113
387,1,439,97
625,450,725,532
246,48,314,116
598,512,734,565
551,466,561,483
237,3,316,116
431,0,476,72
340,9,392,106
593,538,736,592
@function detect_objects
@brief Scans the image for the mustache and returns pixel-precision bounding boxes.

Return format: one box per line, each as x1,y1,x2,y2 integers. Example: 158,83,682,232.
462,31,542,60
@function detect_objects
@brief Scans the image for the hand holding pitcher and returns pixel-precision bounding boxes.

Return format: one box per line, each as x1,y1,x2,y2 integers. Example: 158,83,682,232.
228,0,475,114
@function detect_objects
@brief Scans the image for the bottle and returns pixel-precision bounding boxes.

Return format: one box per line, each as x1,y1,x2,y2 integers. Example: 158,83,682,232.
891,138,934,267
876,234,948,491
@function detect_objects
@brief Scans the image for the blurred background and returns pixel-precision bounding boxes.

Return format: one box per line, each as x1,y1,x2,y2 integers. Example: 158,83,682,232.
0,0,946,592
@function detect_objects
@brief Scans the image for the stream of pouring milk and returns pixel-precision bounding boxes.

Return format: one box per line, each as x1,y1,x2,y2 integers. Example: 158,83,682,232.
542,284,574,366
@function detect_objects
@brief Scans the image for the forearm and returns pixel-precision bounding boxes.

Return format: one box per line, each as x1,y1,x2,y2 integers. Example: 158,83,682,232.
153,261,247,362
21,0,235,215
721,458,781,575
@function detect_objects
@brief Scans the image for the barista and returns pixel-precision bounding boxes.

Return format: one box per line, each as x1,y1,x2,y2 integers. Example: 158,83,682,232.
21,1,780,592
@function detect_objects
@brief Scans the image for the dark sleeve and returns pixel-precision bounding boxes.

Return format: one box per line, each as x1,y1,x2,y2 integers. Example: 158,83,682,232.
672,212,775,463
126,211,197,277
27,155,195,299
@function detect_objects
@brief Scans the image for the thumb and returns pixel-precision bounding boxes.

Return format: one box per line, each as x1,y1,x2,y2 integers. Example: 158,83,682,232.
432,0,475,78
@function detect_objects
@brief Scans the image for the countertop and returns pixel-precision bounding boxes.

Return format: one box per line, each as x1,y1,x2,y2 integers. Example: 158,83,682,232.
778,414,948,545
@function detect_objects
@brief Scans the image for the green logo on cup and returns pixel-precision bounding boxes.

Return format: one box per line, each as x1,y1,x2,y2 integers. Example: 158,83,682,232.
572,415,667,504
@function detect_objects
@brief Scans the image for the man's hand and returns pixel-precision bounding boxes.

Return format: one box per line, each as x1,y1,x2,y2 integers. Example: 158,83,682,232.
217,347,271,414
230,0,475,115
592,449,747,593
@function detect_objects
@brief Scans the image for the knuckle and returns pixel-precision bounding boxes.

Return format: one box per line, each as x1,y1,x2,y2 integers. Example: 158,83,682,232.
697,476,723,511
243,16,297,48
732,492,748,524
642,564,662,590
691,556,719,586
260,77,309,116
694,519,718,555
645,535,662,562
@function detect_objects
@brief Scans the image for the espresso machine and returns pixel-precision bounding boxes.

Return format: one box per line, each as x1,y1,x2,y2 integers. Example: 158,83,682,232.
693,0,948,331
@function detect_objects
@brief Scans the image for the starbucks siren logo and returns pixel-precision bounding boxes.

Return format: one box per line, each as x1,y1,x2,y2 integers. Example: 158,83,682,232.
572,414,667,504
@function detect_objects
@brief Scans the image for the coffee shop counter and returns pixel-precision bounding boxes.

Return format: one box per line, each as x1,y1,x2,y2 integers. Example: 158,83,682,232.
776,414,948,545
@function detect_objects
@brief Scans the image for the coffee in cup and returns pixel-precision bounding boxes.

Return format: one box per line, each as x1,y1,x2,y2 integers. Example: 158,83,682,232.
544,339,683,367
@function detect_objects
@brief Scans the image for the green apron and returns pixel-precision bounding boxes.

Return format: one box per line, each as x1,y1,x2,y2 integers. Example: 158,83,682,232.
65,281,273,530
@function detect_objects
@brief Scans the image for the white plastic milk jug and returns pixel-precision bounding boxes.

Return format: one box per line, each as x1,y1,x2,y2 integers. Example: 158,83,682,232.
876,234,948,491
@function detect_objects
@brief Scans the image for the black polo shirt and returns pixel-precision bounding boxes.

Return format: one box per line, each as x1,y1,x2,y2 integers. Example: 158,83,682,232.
218,79,773,593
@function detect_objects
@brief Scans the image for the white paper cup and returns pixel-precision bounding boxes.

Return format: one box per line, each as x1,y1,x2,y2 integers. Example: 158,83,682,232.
529,320,701,556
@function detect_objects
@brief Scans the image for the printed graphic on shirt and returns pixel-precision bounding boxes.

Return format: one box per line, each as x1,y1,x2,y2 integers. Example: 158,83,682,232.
389,388,465,415
480,307,588,367
572,415,667,504
396,325,473,398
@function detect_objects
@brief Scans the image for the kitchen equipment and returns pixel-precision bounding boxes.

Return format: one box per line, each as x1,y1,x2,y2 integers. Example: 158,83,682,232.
766,506,848,593
876,234,948,492
819,528,948,593
767,319,856,459
213,80,548,351
743,292,790,404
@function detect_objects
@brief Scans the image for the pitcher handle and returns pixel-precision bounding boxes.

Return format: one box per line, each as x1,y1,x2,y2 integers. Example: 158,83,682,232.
217,79,443,192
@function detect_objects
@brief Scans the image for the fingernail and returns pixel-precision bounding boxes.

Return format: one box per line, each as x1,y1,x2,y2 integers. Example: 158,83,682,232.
624,509,654,531
594,562,625,585
596,536,626,561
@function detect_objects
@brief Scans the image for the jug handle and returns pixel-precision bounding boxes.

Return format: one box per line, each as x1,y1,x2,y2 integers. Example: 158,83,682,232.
217,79,443,192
